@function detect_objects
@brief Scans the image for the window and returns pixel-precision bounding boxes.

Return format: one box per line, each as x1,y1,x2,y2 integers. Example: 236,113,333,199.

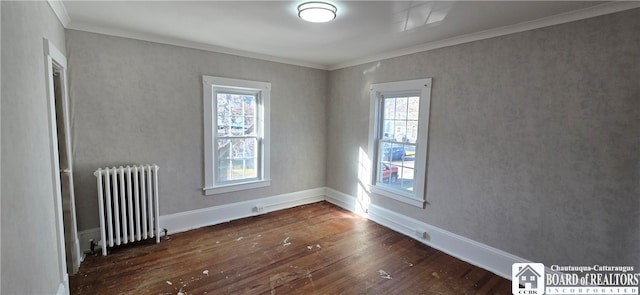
368,78,432,207
203,76,270,195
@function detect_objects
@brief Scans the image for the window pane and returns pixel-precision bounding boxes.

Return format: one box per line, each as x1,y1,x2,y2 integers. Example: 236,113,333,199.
395,97,408,119
230,138,256,159
216,138,258,181
215,92,259,183
408,96,420,120
382,120,395,140
244,116,255,136
379,163,398,185
244,97,255,116
383,96,419,143
217,94,229,116
377,163,415,193
217,93,256,137
384,98,396,120
394,121,407,142
230,116,244,136
217,115,228,136
381,143,405,162
231,159,256,179
217,138,231,159
406,120,419,143
217,162,230,182
403,143,416,159
400,167,414,191
378,95,419,192
228,95,242,113
216,138,231,182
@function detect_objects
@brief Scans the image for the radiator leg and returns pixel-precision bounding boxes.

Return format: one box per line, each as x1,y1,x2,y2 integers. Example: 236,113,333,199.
90,239,96,254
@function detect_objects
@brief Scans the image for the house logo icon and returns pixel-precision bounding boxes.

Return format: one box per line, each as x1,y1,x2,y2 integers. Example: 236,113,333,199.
512,263,545,294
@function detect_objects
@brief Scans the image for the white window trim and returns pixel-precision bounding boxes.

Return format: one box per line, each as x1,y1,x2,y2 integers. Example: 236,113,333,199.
202,76,271,195
368,78,432,208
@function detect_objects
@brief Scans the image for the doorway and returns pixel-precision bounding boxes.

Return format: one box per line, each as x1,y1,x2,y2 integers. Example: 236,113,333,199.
44,39,82,283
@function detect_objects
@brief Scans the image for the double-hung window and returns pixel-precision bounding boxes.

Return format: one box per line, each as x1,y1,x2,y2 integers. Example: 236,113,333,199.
368,78,432,207
203,76,271,195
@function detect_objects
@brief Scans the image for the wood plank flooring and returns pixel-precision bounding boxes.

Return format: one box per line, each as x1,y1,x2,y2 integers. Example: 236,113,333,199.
70,201,511,294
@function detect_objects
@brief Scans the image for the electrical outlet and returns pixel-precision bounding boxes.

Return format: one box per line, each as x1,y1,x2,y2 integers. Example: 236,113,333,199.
415,229,428,239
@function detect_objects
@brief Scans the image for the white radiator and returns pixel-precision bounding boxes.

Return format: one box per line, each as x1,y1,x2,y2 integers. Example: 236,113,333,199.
93,164,160,256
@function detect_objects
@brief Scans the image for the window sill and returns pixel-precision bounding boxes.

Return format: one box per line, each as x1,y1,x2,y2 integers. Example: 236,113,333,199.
370,185,425,208
203,179,271,195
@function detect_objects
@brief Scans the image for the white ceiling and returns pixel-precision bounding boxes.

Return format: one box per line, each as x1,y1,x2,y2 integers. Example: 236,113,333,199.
60,1,638,70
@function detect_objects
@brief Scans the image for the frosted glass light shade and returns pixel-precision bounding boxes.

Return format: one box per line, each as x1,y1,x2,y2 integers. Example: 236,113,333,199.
298,2,337,23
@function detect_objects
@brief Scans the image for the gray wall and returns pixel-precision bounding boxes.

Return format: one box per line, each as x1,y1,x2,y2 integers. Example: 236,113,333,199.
1,1,68,294
66,30,327,231
327,8,639,266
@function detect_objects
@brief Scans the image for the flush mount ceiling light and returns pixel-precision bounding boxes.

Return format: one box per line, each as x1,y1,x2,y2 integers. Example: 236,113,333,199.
298,2,337,23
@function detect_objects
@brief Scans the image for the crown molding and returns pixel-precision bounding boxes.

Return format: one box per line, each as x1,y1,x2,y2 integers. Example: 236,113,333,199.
327,1,640,71
47,0,70,27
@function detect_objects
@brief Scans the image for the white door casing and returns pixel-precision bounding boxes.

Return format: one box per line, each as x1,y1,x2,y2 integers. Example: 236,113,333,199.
44,38,82,294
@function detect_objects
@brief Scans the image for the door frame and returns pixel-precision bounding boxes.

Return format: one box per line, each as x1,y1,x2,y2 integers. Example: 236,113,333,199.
44,38,81,293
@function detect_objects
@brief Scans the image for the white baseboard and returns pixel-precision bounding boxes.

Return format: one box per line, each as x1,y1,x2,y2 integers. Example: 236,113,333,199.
56,283,65,295
324,187,530,280
159,187,326,234
56,274,69,295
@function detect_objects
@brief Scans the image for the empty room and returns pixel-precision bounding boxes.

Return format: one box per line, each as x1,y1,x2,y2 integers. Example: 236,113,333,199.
1,1,639,294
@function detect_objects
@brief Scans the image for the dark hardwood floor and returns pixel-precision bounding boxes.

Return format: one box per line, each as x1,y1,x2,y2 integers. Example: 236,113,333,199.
70,201,511,294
